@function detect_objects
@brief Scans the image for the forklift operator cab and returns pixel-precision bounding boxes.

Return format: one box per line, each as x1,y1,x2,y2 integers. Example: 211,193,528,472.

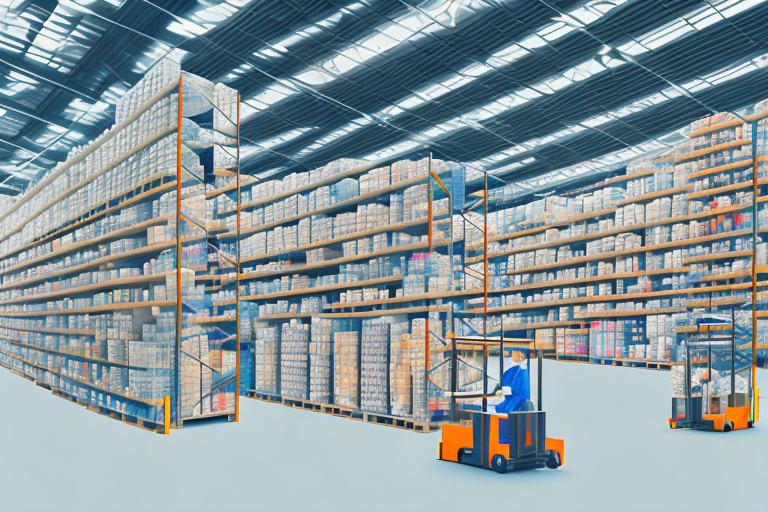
439,340,564,474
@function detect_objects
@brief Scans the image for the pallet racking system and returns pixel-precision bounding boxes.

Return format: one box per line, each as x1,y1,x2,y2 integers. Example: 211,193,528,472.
238,152,466,431
447,106,768,424
0,60,240,433
1,71,767,433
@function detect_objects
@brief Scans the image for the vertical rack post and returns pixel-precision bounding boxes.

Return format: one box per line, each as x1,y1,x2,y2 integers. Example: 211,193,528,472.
175,74,183,428
450,336,457,422
235,91,241,422
426,151,433,423
428,152,433,253
483,173,488,335
731,307,736,408
751,120,758,421
164,394,170,435
482,172,488,413
685,339,692,423
482,344,488,413
537,348,543,412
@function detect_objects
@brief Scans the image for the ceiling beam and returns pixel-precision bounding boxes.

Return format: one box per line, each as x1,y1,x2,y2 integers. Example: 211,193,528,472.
0,55,100,103
0,136,46,155
0,97,71,130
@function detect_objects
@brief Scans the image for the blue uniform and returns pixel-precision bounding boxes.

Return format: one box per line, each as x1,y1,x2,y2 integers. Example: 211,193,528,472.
494,363,530,414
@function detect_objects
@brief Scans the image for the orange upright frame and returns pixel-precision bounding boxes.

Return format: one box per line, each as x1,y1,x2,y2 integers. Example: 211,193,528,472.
175,75,183,427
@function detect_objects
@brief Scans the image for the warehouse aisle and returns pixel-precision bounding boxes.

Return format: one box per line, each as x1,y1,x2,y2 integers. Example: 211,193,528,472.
1,362,765,512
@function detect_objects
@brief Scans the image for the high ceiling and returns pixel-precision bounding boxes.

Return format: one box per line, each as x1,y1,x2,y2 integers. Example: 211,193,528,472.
2,0,768,199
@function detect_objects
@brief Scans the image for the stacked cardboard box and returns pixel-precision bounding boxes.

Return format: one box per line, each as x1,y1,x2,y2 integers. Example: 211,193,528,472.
279,320,310,399
255,326,279,394
334,330,359,408
360,317,391,414
309,317,332,402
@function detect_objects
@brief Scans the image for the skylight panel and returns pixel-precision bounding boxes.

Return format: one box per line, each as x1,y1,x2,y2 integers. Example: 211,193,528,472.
518,34,548,51
461,63,492,77
643,21,693,50
336,0,765,160
165,1,253,38
489,162,523,174
241,128,314,160
364,140,420,161
707,62,757,84
680,79,710,93
539,22,574,41
256,167,287,179
720,0,766,18
689,6,721,30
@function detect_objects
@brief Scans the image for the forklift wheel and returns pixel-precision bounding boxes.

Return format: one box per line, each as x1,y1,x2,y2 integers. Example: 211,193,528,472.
724,422,732,432
545,450,561,469
491,454,508,474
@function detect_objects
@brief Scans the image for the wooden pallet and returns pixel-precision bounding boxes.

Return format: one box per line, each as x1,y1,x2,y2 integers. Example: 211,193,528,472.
550,354,589,362
589,357,675,370
545,353,675,370
51,388,166,434
249,391,439,433
0,358,167,433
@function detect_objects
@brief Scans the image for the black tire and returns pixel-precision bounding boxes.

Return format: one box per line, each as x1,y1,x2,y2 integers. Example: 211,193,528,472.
724,422,732,432
457,449,465,464
491,454,508,474
546,450,561,469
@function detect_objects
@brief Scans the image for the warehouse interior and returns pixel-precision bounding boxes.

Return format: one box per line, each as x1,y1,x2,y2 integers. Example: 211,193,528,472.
1,1,768,511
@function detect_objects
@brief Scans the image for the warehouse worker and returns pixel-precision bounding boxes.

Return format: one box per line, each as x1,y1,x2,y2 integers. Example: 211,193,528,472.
493,349,531,414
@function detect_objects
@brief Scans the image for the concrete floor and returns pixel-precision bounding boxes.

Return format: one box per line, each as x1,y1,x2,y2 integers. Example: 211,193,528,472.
0,361,765,512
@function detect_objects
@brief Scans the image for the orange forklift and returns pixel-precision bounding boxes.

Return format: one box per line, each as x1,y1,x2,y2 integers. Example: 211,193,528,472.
669,310,755,432
438,337,564,473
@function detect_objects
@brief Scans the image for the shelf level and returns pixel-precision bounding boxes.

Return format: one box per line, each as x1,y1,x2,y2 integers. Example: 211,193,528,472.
239,239,450,282
221,174,428,239
0,126,177,247
0,336,164,370
237,275,403,304
505,228,753,276
0,347,163,406
0,272,173,306
0,80,177,228
674,138,751,163
575,307,686,319
0,215,171,278
0,300,174,318
687,158,753,179
617,184,691,206
0,175,176,264
471,203,750,264
239,214,448,266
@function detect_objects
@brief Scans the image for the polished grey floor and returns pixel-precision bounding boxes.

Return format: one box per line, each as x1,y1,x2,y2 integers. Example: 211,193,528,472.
1,361,765,512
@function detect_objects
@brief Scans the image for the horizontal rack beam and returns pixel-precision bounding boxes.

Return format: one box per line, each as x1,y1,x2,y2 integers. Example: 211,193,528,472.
0,80,177,227
470,203,751,263
0,272,173,305
239,239,451,282
0,335,164,370
0,347,163,406
0,300,174,318
0,174,175,263
674,138,751,163
505,228,753,275
220,174,428,239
